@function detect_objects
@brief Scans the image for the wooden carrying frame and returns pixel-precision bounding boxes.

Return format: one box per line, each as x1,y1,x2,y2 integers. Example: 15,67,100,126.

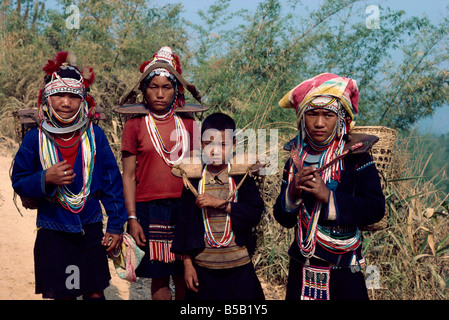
171,154,266,200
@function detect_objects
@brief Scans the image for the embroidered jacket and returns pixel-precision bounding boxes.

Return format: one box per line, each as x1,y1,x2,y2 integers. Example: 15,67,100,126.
273,137,385,267
171,174,264,257
11,125,127,234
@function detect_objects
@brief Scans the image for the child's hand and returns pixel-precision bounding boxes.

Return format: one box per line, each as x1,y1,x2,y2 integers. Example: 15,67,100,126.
128,219,147,248
45,160,76,186
102,232,123,253
183,256,199,292
195,194,225,209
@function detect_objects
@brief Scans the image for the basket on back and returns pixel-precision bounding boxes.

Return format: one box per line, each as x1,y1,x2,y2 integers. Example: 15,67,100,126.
352,126,397,231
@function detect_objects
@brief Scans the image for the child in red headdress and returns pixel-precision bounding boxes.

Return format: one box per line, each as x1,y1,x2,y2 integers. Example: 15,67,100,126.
11,52,128,300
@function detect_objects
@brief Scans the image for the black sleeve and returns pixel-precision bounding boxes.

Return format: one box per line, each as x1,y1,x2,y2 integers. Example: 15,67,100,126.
333,153,386,226
229,175,265,233
171,185,204,255
273,159,298,229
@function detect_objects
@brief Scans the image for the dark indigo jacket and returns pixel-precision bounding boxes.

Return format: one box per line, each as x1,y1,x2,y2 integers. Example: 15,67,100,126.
273,146,385,267
11,125,127,234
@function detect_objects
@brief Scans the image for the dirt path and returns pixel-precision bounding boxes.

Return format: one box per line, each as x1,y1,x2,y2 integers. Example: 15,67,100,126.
0,149,39,299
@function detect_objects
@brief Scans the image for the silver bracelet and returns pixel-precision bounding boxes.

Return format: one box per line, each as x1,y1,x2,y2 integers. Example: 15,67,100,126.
284,187,302,211
128,215,138,220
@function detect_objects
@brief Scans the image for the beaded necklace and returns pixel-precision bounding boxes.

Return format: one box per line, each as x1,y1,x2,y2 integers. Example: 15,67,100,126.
295,202,361,257
59,131,76,142
145,111,188,167
39,122,96,213
295,200,322,258
289,115,361,257
147,99,176,121
198,164,237,248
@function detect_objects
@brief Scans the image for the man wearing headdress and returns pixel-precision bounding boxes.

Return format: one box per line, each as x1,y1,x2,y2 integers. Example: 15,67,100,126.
11,52,128,300
273,73,385,300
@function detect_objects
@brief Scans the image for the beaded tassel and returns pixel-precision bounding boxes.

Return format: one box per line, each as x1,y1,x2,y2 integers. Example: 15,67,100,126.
301,265,330,300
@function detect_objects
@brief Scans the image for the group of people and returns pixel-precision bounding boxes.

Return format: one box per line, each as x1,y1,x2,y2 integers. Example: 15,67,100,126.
11,47,385,301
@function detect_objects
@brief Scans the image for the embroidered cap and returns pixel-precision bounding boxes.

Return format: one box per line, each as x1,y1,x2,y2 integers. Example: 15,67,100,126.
304,95,341,114
38,51,96,129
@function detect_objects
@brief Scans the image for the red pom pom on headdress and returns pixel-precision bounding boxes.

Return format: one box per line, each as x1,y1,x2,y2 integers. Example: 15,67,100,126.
54,51,69,66
139,47,183,75
42,59,58,75
172,53,182,75
82,66,95,88
139,61,151,73
42,51,77,75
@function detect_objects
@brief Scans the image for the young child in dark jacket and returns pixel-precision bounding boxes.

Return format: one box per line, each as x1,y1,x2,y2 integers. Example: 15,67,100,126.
11,52,127,300
171,112,265,300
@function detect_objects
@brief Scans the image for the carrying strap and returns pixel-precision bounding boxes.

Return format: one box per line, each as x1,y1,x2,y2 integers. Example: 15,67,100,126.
290,140,370,173
284,132,379,154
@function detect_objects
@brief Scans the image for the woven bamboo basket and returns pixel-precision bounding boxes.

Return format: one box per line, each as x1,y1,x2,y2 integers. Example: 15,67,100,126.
351,126,397,231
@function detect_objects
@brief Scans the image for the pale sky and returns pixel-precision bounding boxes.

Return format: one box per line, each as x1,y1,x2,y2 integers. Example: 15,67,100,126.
43,0,449,133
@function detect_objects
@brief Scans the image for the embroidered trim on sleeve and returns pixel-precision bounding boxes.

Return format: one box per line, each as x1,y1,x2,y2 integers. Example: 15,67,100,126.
356,161,375,172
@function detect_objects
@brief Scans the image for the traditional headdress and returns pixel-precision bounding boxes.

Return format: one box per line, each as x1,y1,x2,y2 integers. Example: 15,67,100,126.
279,73,359,130
138,46,185,120
117,46,206,115
139,46,183,84
38,51,96,134
132,47,189,167
37,52,97,213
